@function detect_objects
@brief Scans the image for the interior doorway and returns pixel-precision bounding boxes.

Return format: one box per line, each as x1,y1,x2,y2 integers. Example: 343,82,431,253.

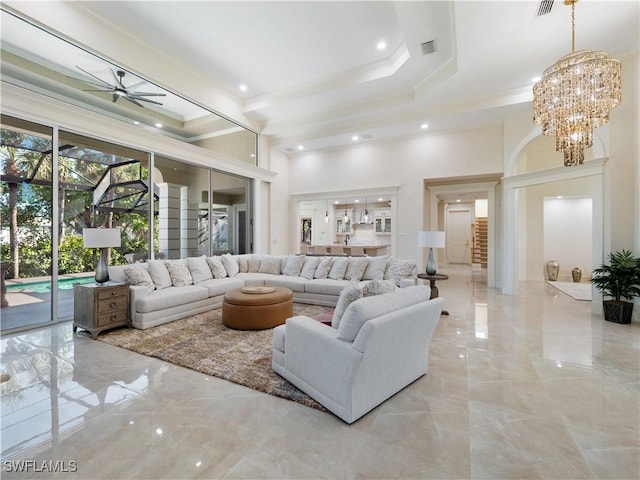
446,207,472,264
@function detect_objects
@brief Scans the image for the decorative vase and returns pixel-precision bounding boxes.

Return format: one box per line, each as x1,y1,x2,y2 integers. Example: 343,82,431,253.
546,261,559,281
571,267,582,283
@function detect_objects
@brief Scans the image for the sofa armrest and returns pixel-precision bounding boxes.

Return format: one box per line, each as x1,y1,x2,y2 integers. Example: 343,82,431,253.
129,285,150,318
284,316,363,405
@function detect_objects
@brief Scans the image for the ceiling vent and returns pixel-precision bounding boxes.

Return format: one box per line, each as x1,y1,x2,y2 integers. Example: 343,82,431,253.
361,134,373,140
537,0,554,16
421,39,437,55
285,147,295,153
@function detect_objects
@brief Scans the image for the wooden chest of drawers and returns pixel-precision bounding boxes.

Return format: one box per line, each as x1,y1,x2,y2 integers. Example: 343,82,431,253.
73,282,130,339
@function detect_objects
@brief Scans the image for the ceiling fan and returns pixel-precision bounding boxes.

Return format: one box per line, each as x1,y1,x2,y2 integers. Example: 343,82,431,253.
76,67,166,107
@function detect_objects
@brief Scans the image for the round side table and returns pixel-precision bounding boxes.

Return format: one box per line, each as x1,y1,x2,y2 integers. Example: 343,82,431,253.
417,273,449,315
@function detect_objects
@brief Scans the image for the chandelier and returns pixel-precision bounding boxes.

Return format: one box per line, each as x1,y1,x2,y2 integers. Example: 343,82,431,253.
533,0,622,166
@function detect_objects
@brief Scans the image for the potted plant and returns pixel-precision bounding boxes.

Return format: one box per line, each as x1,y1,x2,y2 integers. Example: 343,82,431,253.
591,249,640,324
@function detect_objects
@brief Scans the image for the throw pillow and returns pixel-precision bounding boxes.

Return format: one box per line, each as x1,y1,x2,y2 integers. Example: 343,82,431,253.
165,259,193,287
236,255,249,273
147,259,172,290
124,266,155,293
314,257,333,279
344,257,368,281
362,255,389,280
328,257,349,280
206,256,227,278
186,256,213,284
221,254,240,277
331,283,363,329
384,258,417,286
259,257,281,275
299,257,321,279
361,279,396,297
283,255,305,277
248,257,261,273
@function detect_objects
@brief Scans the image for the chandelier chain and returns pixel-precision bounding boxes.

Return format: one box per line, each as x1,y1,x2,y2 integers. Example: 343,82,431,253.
571,1,576,53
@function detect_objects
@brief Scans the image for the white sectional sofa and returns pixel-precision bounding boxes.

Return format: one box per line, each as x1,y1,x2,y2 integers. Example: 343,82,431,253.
108,254,418,330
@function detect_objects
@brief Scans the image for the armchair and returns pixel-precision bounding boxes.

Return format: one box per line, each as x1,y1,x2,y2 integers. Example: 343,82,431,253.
272,286,443,423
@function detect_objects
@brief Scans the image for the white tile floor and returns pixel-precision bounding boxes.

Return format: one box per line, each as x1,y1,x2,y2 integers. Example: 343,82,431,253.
1,265,638,479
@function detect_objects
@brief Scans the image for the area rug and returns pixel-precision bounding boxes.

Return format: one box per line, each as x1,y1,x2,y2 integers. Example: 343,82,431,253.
546,281,592,301
96,304,332,412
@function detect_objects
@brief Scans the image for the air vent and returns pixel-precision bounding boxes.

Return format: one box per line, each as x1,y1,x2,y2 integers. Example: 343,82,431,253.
537,0,554,16
361,134,373,140
421,39,437,55
285,147,295,153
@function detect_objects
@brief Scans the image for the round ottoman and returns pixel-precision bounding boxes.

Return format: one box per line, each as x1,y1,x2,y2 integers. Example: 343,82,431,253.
222,287,293,330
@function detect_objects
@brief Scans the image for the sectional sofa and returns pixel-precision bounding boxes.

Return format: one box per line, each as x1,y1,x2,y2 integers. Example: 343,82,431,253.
108,254,418,330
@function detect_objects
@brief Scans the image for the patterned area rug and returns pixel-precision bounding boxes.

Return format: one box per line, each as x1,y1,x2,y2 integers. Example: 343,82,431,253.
96,304,332,412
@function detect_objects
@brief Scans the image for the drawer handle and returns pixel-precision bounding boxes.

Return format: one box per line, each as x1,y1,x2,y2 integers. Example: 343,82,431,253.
110,302,117,308
110,314,117,320
111,291,117,295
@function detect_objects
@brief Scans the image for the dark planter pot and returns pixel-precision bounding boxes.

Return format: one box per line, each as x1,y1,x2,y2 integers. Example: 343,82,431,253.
603,300,634,324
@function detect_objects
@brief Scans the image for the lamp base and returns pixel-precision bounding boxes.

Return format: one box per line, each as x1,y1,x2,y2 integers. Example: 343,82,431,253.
426,247,437,276
95,248,110,284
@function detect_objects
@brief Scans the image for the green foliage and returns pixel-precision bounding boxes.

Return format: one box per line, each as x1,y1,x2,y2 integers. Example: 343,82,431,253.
591,250,640,302
58,235,94,274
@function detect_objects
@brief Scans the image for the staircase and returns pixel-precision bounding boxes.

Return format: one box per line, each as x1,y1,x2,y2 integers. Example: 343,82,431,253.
472,217,488,268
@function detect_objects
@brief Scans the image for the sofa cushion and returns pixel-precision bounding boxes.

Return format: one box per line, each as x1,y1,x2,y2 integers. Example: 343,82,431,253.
136,285,209,313
221,254,240,277
305,279,350,296
233,254,251,273
109,262,148,283
248,256,261,273
124,266,155,293
258,257,282,275
300,257,321,279
337,285,428,341
361,278,396,297
206,256,227,278
328,257,349,280
344,257,368,281
283,255,305,277
314,257,333,279
197,277,244,297
147,259,172,290
187,256,213,284
165,259,194,287
362,255,389,280
331,283,362,329
384,258,418,286
264,275,308,293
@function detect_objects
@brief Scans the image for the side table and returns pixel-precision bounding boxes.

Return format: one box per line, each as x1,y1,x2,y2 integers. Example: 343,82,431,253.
417,273,449,315
73,282,130,339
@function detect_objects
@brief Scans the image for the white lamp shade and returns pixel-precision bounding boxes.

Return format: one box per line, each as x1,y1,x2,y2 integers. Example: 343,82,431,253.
418,231,445,248
83,228,121,248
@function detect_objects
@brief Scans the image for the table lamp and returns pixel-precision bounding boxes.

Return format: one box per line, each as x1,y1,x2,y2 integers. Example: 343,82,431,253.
418,231,445,275
83,227,121,284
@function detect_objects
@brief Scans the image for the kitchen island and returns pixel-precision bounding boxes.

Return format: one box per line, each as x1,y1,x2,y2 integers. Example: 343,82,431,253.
301,245,390,257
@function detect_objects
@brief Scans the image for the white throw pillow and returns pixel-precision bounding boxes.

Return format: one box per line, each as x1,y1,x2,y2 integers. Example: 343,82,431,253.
361,279,396,297
299,257,321,279
259,257,281,275
165,259,194,287
344,257,368,281
384,258,418,286
206,256,227,278
124,266,155,293
221,254,240,277
147,259,172,290
283,255,305,277
331,283,363,329
248,257,261,273
314,257,333,279
363,255,389,280
328,257,349,280
236,255,249,273
186,256,213,284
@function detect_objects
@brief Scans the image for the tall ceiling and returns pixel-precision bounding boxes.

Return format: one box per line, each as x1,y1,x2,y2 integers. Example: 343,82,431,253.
2,1,639,154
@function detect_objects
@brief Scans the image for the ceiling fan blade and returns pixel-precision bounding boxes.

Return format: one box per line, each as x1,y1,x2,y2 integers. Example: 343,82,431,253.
126,80,148,90
76,66,114,89
128,92,167,98
122,96,145,107
83,88,115,93
129,96,164,106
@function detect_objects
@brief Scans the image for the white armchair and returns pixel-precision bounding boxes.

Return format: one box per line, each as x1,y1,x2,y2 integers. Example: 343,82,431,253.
272,286,443,424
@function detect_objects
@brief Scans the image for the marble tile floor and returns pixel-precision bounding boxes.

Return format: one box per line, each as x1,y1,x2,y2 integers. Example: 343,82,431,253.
1,265,638,479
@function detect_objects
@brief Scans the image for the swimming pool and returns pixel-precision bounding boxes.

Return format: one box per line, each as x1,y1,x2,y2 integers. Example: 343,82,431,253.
6,276,95,294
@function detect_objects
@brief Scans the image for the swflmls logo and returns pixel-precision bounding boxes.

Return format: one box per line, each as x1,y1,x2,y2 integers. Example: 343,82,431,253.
3,460,78,473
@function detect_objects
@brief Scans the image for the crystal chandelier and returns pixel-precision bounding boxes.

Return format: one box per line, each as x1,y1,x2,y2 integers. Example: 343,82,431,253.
533,0,622,166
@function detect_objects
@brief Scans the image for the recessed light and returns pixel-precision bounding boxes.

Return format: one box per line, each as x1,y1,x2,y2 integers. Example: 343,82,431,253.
352,135,359,141
421,123,429,130
334,200,339,204
155,122,162,128
133,121,140,125
297,145,304,150
354,199,360,203
376,40,387,51
456,199,461,203
239,84,248,92
250,153,255,157
378,198,383,202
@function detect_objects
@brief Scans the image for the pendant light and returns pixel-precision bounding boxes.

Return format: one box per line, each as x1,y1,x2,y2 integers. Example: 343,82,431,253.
325,200,329,223
344,198,348,223
363,196,369,224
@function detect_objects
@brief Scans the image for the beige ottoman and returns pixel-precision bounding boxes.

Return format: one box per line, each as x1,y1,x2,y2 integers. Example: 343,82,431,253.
222,286,293,330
